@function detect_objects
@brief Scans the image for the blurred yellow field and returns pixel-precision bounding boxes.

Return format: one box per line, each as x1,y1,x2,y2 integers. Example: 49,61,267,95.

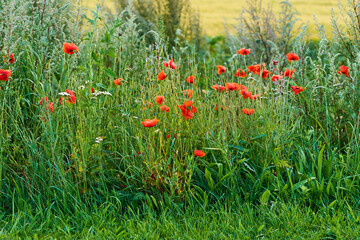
83,0,339,36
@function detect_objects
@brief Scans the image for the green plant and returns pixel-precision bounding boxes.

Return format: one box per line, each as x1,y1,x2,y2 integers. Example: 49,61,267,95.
226,0,299,68
114,0,202,49
1,0,360,238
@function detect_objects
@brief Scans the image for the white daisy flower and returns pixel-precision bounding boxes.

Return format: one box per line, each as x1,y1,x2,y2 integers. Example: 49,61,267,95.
58,92,71,96
92,91,112,97
95,137,103,143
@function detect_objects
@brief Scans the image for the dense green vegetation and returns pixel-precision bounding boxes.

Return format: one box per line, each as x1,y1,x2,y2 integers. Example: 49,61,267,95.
1,0,360,238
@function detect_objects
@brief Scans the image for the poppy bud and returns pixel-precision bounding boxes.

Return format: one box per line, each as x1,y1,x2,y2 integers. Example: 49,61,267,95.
151,173,156,181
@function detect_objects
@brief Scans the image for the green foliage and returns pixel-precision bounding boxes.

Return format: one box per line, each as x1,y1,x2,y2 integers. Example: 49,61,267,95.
115,0,202,49
226,0,299,67
331,0,360,60
0,0,82,66
0,0,360,238
1,202,359,238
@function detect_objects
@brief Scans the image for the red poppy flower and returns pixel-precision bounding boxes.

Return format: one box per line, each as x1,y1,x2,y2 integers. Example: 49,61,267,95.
186,75,195,84
66,89,76,104
169,59,178,69
142,118,160,127
59,97,63,105
240,84,248,91
194,150,205,157
291,86,304,95
0,69,12,81
183,100,193,107
63,42,79,55
240,89,253,99
250,94,260,100
166,134,171,138
47,102,54,113
235,69,247,78
181,107,195,119
160,105,170,112
286,53,299,62
338,65,349,77
211,84,226,92
179,101,197,120
155,96,165,105
225,82,240,92
114,78,123,85
237,48,251,55
215,105,228,111
262,69,270,79
138,150,141,155
242,109,255,115
39,96,48,106
247,64,261,75
163,59,178,69
91,87,95,93
8,53,15,64
283,69,295,78
217,65,226,75
272,60,279,66
40,97,54,113
271,75,281,81
182,89,193,99
157,71,167,81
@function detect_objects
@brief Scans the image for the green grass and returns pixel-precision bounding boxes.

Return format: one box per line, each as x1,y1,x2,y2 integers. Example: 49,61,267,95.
1,0,360,238
3,202,360,239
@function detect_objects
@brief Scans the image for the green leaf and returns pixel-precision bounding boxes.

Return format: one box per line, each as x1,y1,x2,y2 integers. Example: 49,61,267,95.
258,224,265,232
328,200,337,209
104,30,110,42
324,156,332,179
229,145,249,152
76,65,86,71
205,169,214,190
150,195,158,208
95,83,107,89
214,166,237,189
251,134,268,141
91,51,99,62
105,68,117,78
106,50,117,58
260,190,271,205
114,22,124,28
317,144,326,179
293,177,316,191
229,145,245,151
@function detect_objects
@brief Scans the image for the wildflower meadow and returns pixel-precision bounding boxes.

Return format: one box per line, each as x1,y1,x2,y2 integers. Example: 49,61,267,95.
1,0,360,238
